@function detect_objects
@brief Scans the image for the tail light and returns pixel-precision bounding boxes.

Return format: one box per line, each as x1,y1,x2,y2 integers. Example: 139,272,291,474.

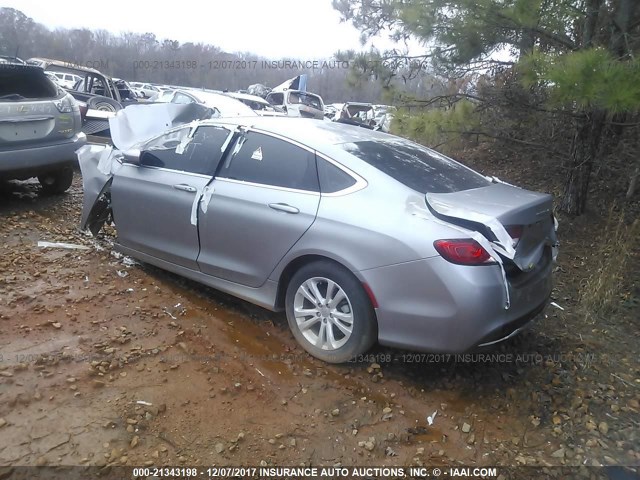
53,94,75,113
76,100,88,121
433,239,495,266
505,225,523,247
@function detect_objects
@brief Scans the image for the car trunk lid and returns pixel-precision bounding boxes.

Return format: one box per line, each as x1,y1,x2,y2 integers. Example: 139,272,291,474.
426,182,556,272
0,65,75,147
0,100,74,146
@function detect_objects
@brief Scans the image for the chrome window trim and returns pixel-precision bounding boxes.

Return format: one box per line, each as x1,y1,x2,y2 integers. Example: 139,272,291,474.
122,162,213,180
214,177,320,196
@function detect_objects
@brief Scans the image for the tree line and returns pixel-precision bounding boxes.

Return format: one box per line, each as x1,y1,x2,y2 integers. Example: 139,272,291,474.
0,7,437,104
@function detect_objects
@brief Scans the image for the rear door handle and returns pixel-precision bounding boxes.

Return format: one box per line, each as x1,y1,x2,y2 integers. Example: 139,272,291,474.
268,203,300,214
173,184,197,193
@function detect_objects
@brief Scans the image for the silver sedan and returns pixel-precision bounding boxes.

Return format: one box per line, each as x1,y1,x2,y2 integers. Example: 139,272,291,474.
79,111,557,363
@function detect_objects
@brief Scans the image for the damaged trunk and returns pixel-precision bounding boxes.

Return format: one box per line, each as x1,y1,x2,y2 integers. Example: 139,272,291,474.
559,109,607,216
426,183,556,272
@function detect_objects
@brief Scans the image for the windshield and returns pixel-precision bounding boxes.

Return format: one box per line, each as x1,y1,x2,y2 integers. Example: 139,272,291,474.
341,139,490,194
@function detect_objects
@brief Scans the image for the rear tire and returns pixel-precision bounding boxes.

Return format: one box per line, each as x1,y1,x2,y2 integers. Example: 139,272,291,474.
38,167,73,194
285,260,377,363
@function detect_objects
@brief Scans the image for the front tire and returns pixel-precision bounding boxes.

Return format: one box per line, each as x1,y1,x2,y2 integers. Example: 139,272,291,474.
285,260,377,363
38,167,73,194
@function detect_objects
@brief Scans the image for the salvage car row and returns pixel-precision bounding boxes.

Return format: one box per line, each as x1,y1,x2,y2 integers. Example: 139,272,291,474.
1,57,558,364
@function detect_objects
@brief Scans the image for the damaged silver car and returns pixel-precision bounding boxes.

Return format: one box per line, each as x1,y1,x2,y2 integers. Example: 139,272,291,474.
79,106,558,363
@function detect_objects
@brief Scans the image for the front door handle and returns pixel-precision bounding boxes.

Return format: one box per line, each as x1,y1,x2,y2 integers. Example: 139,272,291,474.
268,203,300,214
173,184,197,193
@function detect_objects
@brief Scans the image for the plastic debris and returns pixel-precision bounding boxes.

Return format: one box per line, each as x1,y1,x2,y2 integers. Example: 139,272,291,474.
122,257,139,267
550,302,565,311
37,241,90,250
116,270,129,278
427,410,438,426
136,400,153,406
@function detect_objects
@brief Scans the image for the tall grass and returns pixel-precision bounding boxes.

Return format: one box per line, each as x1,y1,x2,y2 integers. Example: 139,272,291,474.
580,208,639,321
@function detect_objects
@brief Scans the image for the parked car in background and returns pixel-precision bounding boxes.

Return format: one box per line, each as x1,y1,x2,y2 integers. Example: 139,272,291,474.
334,102,376,129
372,105,396,133
48,71,82,90
155,89,257,117
113,78,141,101
323,103,340,119
79,115,557,363
225,91,285,116
27,57,133,136
265,90,324,119
132,83,160,99
0,63,86,193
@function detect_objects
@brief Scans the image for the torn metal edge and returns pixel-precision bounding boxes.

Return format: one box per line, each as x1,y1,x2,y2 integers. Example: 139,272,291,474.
410,203,511,309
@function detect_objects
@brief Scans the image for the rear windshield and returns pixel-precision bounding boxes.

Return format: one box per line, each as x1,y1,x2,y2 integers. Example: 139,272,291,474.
340,140,490,193
0,67,60,101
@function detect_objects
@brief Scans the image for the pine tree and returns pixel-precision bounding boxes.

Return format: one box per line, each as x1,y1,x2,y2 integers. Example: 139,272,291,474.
333,0,640,215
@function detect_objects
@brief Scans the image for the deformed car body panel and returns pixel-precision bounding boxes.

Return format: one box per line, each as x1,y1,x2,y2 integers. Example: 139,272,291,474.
426,183,557,272
78,102,215,231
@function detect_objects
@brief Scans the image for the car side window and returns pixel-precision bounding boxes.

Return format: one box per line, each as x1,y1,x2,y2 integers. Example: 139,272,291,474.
317,158,357,193
140,126,232,176
266,93,284,106
218,133,319,192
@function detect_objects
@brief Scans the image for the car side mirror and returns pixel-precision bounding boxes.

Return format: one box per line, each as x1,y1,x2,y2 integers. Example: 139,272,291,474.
122,148,141,165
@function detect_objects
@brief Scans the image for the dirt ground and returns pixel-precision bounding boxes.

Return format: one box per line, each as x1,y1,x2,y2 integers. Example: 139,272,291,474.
0,169,638,475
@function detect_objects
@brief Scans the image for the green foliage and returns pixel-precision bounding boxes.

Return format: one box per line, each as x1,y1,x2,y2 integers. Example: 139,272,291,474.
519,49,640,113
391,100,481,151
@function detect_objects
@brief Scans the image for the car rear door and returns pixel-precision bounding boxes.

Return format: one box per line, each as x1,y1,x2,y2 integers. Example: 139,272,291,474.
110,125,233,269
197,131,320,287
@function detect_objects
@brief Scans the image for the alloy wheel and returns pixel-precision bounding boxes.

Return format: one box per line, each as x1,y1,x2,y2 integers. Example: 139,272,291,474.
293,277,354,351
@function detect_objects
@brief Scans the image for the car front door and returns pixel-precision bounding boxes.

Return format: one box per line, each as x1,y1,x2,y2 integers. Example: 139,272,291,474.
110,124,232,269
197,131,320,287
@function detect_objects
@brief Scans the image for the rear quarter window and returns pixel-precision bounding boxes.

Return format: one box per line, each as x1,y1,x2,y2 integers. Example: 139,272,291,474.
340,140,489,193
317,158,356,193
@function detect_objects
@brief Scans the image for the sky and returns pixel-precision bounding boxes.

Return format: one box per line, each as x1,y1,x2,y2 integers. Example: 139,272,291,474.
2,0,421,58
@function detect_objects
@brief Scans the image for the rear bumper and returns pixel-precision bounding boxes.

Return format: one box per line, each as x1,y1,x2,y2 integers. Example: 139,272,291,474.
359,253,552,353
0,132,86,179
